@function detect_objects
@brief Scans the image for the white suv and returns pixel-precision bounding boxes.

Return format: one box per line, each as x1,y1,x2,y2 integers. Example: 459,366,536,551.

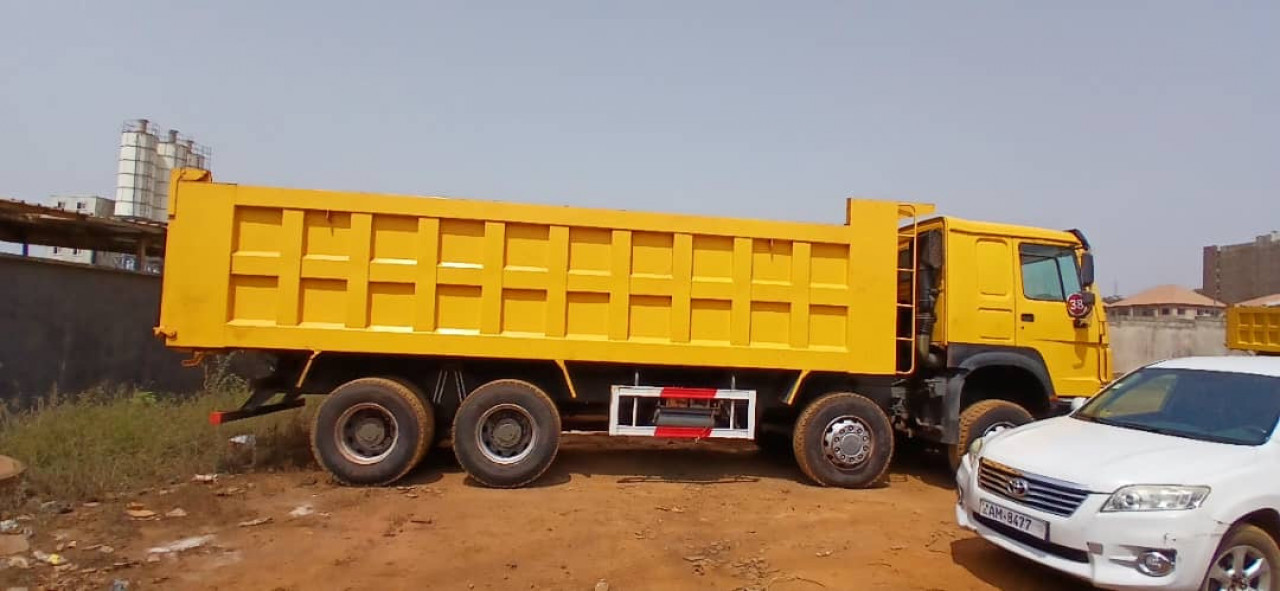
955,357,1280,591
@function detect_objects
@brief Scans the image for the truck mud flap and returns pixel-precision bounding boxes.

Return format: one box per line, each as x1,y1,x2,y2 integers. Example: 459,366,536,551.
209,398,306,426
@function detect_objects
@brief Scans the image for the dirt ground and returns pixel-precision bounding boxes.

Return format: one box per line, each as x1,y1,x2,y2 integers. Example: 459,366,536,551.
2,435,1095,591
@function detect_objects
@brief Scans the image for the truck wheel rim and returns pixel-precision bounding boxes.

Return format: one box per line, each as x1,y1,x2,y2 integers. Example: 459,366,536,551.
477,404,537,465
335,403,400,465
1207,545,1272,591
822,416,873,470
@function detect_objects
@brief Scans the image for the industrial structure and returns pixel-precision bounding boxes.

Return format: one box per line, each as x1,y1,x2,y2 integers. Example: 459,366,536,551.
1203,232,1280,304
115,119,210,223
44,195,117,266
0,118,211,274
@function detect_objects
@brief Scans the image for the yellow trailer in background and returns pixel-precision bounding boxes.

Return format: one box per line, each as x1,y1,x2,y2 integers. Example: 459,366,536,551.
158,170,1109,488
1227,306,1280,355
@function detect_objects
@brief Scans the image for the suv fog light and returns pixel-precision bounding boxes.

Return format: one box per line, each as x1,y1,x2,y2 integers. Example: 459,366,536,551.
1136,550,1176,577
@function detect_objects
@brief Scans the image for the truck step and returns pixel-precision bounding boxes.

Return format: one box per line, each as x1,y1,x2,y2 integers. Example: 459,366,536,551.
609,386,755,440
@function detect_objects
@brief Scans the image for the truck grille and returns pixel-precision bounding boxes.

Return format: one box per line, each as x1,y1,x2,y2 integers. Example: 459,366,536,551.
978,458,1090,517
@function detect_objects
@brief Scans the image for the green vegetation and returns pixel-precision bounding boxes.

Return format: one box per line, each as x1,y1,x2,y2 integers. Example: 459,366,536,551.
0,361,313,505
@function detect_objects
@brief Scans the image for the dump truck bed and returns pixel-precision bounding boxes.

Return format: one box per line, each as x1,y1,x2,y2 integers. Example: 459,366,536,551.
158,170,928,375
1228,305,1280,355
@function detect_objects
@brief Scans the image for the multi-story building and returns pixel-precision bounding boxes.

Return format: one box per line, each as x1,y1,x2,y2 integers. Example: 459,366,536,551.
1203,232,1280,304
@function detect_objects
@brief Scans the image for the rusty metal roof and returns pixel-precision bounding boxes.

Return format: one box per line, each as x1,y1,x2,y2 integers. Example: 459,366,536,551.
0,198,165,256
1238,293,1280,307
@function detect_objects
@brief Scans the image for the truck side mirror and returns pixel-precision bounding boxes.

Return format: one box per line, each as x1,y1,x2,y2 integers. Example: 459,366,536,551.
1079,253,1095,287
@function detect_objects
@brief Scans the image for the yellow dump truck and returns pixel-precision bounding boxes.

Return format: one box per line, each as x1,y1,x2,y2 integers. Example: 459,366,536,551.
158,170,1110,488
1227,305,1280,355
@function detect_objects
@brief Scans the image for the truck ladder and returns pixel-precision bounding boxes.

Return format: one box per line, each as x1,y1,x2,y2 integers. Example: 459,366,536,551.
896,205,923,375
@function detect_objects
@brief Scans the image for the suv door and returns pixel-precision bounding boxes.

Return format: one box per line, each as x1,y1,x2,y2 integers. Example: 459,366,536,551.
1015,243,1105,397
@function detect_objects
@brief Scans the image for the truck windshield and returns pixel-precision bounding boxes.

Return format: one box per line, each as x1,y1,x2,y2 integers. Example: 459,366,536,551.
1073,367,1280,446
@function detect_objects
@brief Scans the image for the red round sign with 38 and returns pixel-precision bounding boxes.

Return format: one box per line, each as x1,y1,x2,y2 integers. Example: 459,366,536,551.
1066,292,1090,318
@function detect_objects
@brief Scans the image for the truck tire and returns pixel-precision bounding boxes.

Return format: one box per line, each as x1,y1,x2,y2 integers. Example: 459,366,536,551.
1202,524,1280,591
948,400,1033,473
311,377,435,486
792,393,894,488
452,380,561,488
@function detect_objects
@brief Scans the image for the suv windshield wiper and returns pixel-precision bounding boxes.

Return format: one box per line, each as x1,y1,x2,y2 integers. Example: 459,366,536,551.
1102,419,1246,445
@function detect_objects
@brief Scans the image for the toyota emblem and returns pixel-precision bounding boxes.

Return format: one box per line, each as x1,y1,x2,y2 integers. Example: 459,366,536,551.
1007,478,1030,498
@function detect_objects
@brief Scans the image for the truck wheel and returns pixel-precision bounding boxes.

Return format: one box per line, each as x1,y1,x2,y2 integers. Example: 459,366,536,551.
452,380,561,488
311,377,435,486
1202,524,1280,591
948,400,1033,473
792,393,893,488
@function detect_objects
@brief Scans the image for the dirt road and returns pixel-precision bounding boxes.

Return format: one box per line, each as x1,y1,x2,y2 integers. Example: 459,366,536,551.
4,435,1092,591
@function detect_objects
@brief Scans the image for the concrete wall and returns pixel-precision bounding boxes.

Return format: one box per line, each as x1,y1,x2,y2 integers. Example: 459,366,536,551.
1109,316,1232,374
0,254,202,407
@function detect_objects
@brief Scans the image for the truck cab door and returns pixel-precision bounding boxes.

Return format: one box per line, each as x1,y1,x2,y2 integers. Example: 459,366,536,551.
1015,243,1105,397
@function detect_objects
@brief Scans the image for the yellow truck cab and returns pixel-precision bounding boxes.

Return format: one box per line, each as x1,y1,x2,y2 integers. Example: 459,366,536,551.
157,171,1110,488
900,217,1111,467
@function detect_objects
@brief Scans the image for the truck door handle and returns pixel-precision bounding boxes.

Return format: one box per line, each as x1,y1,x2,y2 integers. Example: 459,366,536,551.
1021,313,1035,322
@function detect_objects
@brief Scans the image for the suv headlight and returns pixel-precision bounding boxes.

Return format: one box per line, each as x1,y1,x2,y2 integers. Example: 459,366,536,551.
967,436,985,460
1101,485,1210,512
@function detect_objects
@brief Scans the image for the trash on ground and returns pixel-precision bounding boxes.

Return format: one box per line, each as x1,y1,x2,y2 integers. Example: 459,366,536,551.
165,508,188,518
192,474,219,483
32,551,67,566
39,501,72,515
147,535,215,555
288,505,315,518
238,517,272,528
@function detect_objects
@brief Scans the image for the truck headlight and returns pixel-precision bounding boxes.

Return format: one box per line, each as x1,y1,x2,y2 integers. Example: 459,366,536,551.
1101,485,1210,512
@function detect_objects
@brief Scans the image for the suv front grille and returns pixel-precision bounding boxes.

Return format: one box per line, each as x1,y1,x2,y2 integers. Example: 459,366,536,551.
978,458,1090,517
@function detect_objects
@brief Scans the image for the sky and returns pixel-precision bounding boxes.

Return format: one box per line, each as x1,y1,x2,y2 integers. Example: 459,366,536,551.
1,1,1276,295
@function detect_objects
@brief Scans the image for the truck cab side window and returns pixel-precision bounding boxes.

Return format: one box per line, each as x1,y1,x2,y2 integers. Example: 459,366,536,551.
1020,244,1081,302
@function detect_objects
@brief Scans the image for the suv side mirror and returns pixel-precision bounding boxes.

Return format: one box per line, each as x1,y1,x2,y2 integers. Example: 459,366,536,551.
1079,252,1095,287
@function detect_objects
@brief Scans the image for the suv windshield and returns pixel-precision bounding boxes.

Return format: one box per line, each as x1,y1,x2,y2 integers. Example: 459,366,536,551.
1074,367,1280,446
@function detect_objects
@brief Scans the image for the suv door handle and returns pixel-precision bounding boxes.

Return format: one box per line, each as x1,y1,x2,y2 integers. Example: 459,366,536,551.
1021,313,1035,322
